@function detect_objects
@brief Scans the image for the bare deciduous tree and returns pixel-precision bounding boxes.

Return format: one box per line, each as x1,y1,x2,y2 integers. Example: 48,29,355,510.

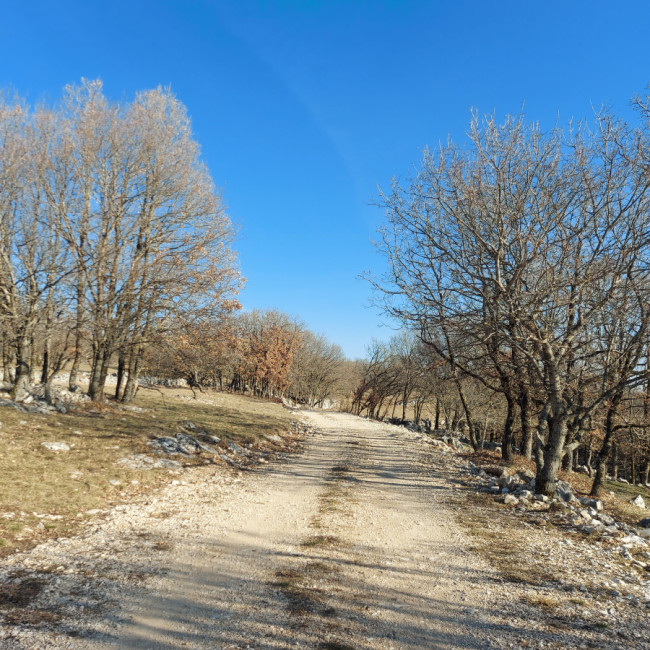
371,107,650,495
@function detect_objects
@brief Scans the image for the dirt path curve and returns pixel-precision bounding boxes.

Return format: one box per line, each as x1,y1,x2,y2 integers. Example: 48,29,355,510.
4,411,516,649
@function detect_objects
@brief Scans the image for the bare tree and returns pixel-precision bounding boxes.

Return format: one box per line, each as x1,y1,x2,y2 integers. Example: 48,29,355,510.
289,331,345,407
371,108,650,495
0,80,242,404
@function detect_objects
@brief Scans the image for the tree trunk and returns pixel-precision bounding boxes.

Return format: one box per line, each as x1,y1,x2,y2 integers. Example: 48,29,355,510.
536,414,568,496
41,344,50,385
10,337,31,401
434,398,440,430
454,379,479,451
88,348,111,402
451,407,459,431
115,349,126,400
519,389,533,460
122,347,142,403
502,394,516,462
591,399,620,497
2,339,13,383
611,443,619,480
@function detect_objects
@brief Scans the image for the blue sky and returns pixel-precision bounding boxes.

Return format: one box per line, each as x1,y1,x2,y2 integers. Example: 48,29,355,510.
1,1,649,358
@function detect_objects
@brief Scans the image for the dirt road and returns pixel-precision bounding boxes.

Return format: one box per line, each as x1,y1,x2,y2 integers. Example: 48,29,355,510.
3,411,517,649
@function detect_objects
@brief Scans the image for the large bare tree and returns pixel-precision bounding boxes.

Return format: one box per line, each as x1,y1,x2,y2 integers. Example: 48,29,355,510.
371,108,650,495
0,80,242,403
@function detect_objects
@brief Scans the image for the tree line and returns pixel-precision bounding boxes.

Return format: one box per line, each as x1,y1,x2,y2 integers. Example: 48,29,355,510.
3,79,649,498
142,309,351,408
369,92,650,497
0,80,241,403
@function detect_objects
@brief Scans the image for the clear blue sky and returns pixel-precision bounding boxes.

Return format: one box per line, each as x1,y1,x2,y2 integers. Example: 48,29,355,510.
1,1,648,358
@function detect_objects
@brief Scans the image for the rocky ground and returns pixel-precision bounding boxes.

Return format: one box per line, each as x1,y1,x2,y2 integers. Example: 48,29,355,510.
0,410,648,649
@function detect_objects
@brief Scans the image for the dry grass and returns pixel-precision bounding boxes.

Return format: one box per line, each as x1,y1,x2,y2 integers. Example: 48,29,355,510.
0,576,46,608
272,562,340,620
524,593,561,609
0,386,293,557
461,448,650,528
301,534,342,549
458,492,555,587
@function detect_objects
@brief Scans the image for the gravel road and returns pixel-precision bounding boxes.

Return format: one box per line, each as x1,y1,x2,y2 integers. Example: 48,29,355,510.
2,411,533,649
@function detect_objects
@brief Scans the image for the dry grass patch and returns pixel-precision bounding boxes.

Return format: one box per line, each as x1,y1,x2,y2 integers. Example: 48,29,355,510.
0,575,46,608
4,608,62,626
603,480,650,527
458,493,555,587
461,449,650,528
272,568,324,616
0,387,293,557
524,593,561,609
272,565,339,620
301,534,343,549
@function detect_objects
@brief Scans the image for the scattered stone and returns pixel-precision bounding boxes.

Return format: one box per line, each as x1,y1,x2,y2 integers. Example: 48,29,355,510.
116,454,182,470
481,465,508,478
630,495,646,509
556,487,574,502
41,441,71,452
578,497,603,511
639,518,650,529
149,433,219,456
598,513,616,526
503,494,519,505
517,469,536,483
228,441,244,455
497,475,518,490
581,524,602,534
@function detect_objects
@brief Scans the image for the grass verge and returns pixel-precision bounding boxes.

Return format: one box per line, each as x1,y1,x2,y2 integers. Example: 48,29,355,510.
0,386,294,557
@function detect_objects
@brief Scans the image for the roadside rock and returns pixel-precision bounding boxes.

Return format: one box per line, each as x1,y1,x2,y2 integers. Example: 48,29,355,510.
149,433,219,456
116,454,182,470
517,469,536,483
41,441,71,452
578,497,603,511
482,465,510,478
631,495,647,509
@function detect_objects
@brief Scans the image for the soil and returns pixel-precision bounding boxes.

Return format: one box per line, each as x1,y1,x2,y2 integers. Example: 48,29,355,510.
1,410,647,648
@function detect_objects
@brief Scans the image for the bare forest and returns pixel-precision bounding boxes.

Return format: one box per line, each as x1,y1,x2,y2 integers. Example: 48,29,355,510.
0,80,241,404
367,92,650,499
2,81,650,504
